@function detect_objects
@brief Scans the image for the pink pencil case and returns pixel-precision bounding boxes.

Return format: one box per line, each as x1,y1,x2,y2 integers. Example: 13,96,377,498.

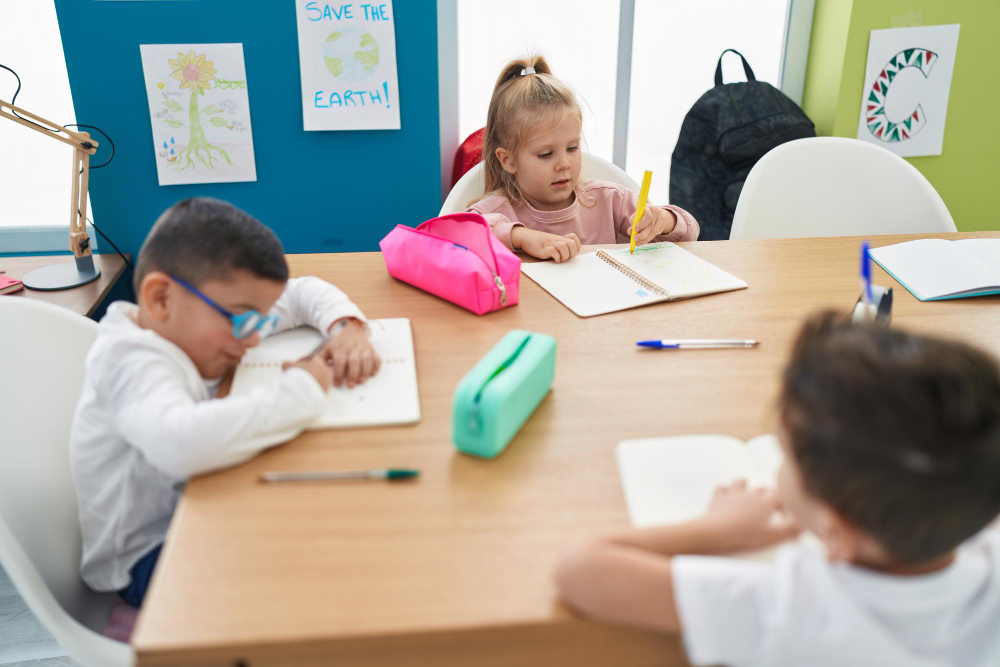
380,212,520,315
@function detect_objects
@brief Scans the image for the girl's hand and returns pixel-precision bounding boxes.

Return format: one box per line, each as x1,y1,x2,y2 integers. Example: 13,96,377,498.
702,480,801,552
628,206,676,246
318,320,381,388
512,227,582,263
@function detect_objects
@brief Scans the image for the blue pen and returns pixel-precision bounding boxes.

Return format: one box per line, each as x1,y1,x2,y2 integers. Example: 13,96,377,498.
637,339,757,349
861,240,873,309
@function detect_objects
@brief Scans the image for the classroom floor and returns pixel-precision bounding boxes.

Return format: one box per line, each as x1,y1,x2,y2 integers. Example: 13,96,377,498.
0,566,76,667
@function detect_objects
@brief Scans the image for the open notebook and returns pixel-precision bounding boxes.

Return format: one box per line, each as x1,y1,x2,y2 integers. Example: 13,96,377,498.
616,434,822,560
520,242,747,317
230,318,420,429
869,238,1000,300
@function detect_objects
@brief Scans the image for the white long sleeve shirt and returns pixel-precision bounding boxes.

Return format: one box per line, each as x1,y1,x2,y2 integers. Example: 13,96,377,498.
70,277,365,591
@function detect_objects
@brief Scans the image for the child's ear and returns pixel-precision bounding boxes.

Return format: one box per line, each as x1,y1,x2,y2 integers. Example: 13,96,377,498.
495,147,517,175
817,506,862,562
139,271,174,323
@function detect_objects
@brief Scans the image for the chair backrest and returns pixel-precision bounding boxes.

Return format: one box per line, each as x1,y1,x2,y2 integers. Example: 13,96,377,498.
729,137,956,240
0,298,131,665
439,152,644,216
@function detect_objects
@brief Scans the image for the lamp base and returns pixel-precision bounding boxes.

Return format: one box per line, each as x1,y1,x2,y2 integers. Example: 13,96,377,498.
23,255,101,291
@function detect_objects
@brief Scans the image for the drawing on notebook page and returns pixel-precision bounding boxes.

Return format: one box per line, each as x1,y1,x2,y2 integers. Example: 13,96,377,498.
608,243,742,294
520,242,747,317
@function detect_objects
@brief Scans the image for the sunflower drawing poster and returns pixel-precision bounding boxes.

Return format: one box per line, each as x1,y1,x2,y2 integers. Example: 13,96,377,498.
856,25,960,158
294,1,401,131
139,43,258,185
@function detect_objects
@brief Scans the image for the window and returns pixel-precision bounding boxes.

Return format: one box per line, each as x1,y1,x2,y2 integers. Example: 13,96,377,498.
456,0,620,161
449,0,795,202
626,0,789,198
0,0,97,251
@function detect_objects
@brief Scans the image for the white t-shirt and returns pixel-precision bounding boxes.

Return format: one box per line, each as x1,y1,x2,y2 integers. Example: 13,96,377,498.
70,277,365,591
672,529,1000,667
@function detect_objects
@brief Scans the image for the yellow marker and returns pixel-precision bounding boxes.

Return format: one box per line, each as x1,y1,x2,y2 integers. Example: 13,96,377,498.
630,170,653,254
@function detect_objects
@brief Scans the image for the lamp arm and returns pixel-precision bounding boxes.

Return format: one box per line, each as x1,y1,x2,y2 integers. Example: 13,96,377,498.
0,98,98,153
0,98,100,260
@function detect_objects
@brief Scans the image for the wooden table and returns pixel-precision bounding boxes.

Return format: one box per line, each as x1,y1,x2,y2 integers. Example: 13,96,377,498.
0,253,129,317
133,233,1000,666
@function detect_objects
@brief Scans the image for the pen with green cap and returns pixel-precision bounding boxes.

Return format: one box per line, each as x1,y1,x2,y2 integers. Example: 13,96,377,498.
260,469,419,483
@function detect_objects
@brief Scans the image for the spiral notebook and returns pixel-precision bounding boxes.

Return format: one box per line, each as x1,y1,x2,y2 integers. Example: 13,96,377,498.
229,318,420,429
520,243,748,317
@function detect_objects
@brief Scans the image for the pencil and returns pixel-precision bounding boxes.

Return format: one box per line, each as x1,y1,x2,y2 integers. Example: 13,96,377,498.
630,170,653,255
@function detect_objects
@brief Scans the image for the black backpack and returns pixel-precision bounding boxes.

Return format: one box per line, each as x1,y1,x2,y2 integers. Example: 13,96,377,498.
669,50,816,240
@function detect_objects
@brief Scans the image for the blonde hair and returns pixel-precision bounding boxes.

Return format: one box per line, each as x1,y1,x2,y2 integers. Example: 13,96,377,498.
479,55,582,206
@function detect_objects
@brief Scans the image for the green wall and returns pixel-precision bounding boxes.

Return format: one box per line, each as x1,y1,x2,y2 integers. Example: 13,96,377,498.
802,0,1000,231
801,0,853,136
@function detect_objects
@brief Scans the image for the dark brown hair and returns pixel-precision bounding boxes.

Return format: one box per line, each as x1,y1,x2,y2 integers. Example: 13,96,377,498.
134,197,288,293
780,311,1000,563
479,54,582,206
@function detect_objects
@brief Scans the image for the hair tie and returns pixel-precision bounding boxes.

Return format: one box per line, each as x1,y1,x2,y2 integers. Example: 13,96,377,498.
520,67,536,76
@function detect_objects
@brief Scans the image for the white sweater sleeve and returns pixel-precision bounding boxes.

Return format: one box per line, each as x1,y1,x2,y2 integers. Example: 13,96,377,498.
269,276,366,336
107,348,329,479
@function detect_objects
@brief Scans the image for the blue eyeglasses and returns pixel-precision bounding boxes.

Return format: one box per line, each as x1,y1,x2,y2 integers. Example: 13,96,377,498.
170,275,280,340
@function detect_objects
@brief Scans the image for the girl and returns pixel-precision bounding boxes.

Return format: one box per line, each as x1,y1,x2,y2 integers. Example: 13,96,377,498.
467,55,700,263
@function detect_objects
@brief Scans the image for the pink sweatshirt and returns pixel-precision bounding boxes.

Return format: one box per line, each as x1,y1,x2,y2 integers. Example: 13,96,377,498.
466,179,700,251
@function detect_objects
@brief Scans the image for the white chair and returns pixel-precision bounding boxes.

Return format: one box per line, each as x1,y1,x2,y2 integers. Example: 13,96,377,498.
440,152,644,215
0,298,133,667
729,137,956,240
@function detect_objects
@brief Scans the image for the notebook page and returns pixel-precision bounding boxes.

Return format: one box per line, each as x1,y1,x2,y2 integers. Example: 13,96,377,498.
616,434,822,561
953,239,1000,274
746,434,783,486
615,435,754,528
520,252,669,317
230,318,420,429
869,239,1000,300
605,243,748,299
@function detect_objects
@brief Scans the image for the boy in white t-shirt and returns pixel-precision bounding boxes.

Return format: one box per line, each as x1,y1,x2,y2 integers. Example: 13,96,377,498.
70,197,381,608
555,311,1000,666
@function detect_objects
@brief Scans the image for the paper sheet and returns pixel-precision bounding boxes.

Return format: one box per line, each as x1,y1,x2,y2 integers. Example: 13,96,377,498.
140,43,257,185
856,24,960,157
294,1,401,130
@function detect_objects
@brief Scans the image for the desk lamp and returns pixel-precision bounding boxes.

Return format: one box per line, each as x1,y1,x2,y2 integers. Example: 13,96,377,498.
0,98,100,290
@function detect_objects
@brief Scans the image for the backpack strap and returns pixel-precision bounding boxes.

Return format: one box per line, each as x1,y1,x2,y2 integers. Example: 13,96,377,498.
714,49,756,86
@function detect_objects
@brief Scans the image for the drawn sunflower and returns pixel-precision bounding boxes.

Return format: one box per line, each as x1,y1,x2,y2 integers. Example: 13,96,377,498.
162,49,231,173
168,50,217,95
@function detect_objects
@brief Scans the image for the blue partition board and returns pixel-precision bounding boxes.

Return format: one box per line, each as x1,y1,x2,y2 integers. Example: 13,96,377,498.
53,0,441,257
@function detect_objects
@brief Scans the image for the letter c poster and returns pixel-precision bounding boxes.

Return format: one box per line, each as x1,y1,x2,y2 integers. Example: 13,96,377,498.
856,24,959,157
295,1,401,130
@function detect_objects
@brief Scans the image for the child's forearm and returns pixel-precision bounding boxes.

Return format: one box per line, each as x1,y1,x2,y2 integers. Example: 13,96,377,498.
554,518,733,634
601,516,743,557
555,538,683,634
271,276,366,336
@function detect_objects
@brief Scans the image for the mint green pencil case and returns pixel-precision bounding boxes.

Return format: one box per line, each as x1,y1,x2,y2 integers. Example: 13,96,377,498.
452,330,556,459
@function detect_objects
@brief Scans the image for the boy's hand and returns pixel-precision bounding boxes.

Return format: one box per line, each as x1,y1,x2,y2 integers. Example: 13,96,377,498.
511,227,581,263
702,480,801,552
318,319,381,388
282,355,333,392
628,206,676,246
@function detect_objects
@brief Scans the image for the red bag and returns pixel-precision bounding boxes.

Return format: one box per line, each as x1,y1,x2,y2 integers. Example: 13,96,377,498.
451,128,485,188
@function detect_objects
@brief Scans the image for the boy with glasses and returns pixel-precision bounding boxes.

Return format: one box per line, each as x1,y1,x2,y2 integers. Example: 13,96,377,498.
70,197,379,607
